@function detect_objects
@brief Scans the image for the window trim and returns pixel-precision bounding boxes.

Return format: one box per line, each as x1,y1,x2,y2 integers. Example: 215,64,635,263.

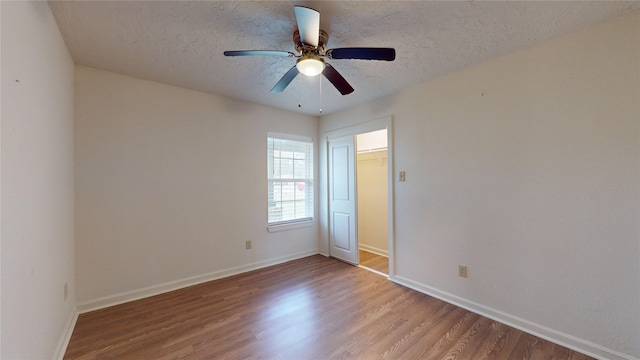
267,132,314,230
267,219,314,233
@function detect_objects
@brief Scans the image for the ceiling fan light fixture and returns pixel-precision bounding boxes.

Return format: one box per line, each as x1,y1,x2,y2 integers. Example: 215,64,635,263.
297,58,325,77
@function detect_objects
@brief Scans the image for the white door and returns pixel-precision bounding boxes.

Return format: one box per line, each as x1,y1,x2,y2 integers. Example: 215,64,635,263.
328,135,358,264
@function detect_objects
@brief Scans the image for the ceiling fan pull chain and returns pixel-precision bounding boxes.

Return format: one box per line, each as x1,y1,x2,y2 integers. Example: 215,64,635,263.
319,76,323,114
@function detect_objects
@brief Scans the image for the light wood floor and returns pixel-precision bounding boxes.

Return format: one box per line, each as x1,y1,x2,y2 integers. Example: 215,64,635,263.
65,255,593,360
359,249,389,274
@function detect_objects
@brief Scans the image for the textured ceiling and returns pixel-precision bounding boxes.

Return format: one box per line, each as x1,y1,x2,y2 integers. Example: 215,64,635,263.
49,1,640,116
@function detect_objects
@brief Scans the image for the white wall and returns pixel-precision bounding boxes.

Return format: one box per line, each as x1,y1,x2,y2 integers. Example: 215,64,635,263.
357,151,389,255
320,11,640,360
356,129,387,152
74,67,319,309
1,1,76,359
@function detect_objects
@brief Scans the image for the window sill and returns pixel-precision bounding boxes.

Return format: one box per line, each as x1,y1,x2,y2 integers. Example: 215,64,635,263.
267,220,314,233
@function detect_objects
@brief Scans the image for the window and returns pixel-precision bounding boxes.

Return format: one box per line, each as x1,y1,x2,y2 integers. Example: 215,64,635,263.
267,133,313,227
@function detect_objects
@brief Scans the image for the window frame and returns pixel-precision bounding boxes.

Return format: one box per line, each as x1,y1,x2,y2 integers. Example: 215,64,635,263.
267,132,314,232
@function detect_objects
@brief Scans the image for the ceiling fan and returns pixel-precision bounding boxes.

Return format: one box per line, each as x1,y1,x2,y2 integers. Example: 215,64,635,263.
223,5,396,95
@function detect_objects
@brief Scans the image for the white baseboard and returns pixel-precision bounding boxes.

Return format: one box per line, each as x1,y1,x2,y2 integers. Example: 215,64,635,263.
77,250,319,313
359,244,388,257
389,275,638,360
53,310,78,360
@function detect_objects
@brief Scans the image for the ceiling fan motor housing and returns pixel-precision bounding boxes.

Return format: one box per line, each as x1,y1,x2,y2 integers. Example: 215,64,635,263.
294,29,328,54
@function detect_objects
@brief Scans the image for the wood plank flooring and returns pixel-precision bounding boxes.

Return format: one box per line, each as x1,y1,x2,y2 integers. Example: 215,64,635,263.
359,250,389,274
65,255,593,360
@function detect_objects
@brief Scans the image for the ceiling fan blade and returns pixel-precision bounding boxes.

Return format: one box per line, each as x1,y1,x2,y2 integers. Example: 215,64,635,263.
271,66,300,93
294,6,320,47
326,48,396,61
224,50,295,57
322,64,354,95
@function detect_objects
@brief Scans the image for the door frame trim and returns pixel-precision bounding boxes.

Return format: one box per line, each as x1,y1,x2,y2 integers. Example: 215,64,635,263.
323,116,395,276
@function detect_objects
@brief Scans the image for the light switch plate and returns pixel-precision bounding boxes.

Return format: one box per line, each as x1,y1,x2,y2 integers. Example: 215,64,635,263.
458,265,468,278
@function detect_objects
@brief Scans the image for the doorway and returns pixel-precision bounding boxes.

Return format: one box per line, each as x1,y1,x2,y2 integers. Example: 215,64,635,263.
356,130,389,276
325,117,394,277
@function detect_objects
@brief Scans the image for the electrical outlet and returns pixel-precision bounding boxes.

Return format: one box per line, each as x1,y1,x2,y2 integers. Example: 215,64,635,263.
458,265,468,278
64,282,68,300
399,171,406,182
245,240,252,250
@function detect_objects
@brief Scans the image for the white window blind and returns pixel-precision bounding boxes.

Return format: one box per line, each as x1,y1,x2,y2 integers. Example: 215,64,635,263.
267,133,313,226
